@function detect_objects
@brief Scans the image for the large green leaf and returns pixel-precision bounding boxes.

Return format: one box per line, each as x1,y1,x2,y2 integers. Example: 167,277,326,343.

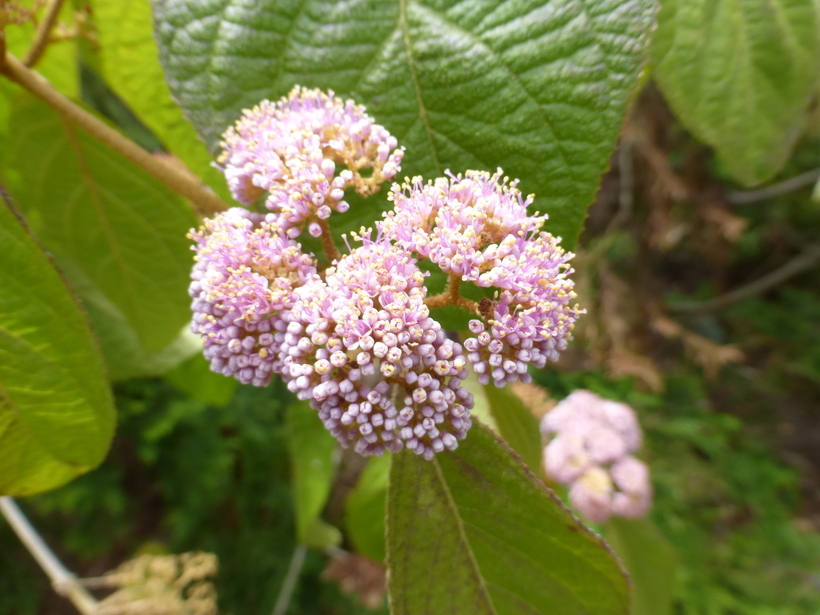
286,401,339,546
387,421,629,615
55,256,201,381
153,0,654,245
0,200,115,496
603,518,678,615
651,0,820,186
482,383,542,471
345,454,391,562
92,0,231,200
5,96,198,352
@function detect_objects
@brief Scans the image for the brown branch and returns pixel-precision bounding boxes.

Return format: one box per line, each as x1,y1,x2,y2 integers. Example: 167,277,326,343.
424,274,479,313
669,242,820,313
22,0,65,67
318,219,340,263
0,52,227,218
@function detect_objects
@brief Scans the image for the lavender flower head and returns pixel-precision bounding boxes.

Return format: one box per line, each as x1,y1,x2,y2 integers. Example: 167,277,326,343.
280,234,473,458
541,390,651,523
218,86,404,237
189,208,319,386
382,170,581,387
192,88,584,459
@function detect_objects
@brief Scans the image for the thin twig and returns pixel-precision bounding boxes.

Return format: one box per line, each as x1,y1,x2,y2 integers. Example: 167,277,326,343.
0,497,99,614
22,0,65,67
0,52,227,218
668,242,820,313
271,543,307,615
423,274,478,313
727,168,820,205
318,219,341,263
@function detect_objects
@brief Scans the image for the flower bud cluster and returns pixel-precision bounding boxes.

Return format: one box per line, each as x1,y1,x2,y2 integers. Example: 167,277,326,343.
383,171,581,387
218,86,405,236
540,390,651,523
191,88,581,458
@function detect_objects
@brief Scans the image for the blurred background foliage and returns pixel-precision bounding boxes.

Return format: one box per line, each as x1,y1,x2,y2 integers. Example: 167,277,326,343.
1,0,819,613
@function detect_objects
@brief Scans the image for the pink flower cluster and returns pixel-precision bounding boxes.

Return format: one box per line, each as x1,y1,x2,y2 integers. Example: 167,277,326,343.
541,390,652,523
217,86,404,237
190,88,581,458
383,171,581,387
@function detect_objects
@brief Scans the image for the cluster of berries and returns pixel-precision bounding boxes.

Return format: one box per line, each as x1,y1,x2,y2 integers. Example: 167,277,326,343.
190,87,581,458
541,390,652,522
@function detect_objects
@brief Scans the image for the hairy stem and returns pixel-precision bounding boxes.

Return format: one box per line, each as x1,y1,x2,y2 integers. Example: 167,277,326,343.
271,544,307,615
0,497,99,615
0,52,227,217
23,0,65,67
318,218,340,263
424,274,479,313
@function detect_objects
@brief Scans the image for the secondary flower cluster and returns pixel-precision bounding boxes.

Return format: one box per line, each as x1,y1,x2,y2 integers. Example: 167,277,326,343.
190,86,581,457
541,390,652,522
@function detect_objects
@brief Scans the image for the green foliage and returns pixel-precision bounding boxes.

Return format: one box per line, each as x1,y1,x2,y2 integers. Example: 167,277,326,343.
164,354,239,407
603,518,678,615
651,0,820,185
482,383,542,471
152,0,654,245
92,0,231,199
5,95,198,353
286,401,340,548
345,454,390,562
387,421,629,615
0,200,114,495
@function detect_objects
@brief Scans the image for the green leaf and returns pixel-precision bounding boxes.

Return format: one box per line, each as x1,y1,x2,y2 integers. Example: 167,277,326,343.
153,0,654,246
0,199,115,496
345,454,391,562
650,0,820,186
286,401,338,546
92,0,231,200
54,256,200,381
387,421,629,615
603,518,678,615
5,95,198,352
482,383,542,472
164,354,238,407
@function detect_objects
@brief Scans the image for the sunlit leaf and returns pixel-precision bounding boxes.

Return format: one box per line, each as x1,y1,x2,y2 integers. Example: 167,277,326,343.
92,0,231,200
0,199,114,495
387,420,629,614
5,96,197,352
651,0,820,185
153,0,654,246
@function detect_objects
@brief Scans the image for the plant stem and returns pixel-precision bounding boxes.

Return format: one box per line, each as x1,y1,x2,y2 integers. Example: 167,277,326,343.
0,52,227,218
271,543,307,615
23,0,65,67
318,219,340,263
727,168,820,205
0,497,99,615
424,274,479,313
669,242,820,313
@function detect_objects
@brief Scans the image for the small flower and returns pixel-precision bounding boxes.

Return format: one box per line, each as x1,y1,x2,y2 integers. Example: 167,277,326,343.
189,208,319,385
217,87,404,236
540,390,652,523
280,235,473,457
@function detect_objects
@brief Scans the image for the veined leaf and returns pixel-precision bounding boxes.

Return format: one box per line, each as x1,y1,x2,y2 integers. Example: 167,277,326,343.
92,0,231,200
6,96,198,352
387,421,629,615
153,0,654,246
651,0,820,185
0,199,114,495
